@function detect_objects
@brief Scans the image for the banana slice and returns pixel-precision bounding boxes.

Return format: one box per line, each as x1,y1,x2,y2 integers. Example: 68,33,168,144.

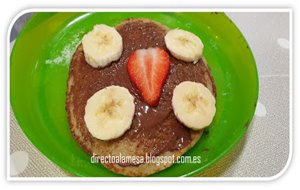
84,86,135,140
172,81,216,130
82,24,123,68
164,29,204,63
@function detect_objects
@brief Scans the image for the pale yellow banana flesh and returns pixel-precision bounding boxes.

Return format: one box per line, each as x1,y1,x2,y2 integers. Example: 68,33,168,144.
84,86,135,140
82,24,123,68
165,29,204,63
172,81,216,130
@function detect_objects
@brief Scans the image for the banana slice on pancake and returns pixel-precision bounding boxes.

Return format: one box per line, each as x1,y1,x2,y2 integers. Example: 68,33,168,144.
84,86,135,140
172,81,216,130
82,24,123,68
165,29,204,63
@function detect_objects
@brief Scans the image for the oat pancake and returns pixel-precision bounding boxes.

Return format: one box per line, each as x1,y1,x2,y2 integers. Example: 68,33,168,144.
66,18,216,176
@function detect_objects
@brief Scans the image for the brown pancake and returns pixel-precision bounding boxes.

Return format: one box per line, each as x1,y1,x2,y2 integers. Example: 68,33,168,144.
66,18,216,176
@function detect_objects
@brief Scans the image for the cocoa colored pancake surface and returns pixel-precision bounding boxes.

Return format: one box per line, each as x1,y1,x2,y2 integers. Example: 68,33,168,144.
66,18,216,176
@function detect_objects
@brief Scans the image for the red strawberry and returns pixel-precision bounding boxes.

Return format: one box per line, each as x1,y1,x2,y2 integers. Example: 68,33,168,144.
127,47,170,106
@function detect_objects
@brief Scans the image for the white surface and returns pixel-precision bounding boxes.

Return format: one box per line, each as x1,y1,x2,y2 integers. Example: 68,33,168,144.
10,151,29,176
255,102,267,117
9,12,290,177
277,38,290,49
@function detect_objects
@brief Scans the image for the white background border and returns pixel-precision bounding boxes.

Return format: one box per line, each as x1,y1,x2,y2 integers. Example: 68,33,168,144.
1,1,298,189
6,8,293,181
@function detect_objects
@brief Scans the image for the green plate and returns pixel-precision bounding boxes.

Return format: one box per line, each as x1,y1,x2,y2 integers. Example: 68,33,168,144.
10,12,258,177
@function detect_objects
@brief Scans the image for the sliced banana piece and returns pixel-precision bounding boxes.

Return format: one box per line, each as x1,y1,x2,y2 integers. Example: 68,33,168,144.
165,29,204,63
172,81,216,130
82,24,123,68
84,86,135,140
